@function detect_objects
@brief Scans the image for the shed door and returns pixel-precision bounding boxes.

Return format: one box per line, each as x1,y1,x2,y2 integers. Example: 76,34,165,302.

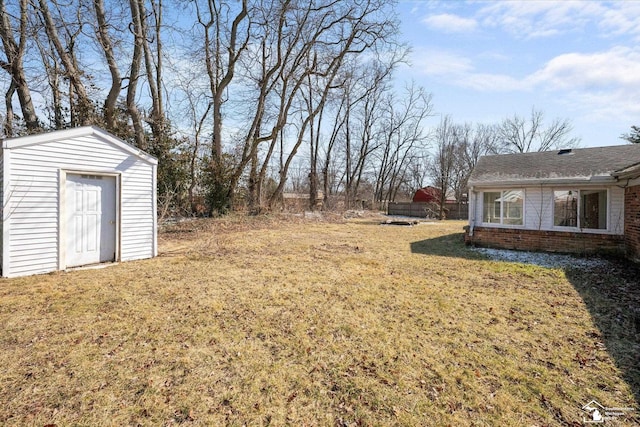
66,174,116,267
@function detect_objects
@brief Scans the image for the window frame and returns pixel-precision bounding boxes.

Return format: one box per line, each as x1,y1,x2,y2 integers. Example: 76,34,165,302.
552,188,609,231
481,189,525,226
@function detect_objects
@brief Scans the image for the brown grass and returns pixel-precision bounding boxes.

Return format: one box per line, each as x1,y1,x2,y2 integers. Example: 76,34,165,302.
0,214,638,426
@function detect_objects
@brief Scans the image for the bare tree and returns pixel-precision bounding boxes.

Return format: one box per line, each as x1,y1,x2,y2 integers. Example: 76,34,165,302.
0,0,39,135
213,0,400,213
499,107,580,153
197,0,248,161
93,0,122,131
172,66,213,214
406,153,430,194
318,82,349,209
127,0,146,148
35,0,95,125
0,0,441,217
449,122,499,215
306,52,400,210
373,83,432,204
429,115,457,219
267,0,401,211
142,0,166,139
339,58,395,208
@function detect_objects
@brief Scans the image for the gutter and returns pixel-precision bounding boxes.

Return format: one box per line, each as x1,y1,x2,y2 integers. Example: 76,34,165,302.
468,186,476,237
468,175,617,188
612,163,640,181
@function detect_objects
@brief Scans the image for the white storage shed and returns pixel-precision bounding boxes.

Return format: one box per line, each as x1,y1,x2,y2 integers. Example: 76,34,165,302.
1,126,158,278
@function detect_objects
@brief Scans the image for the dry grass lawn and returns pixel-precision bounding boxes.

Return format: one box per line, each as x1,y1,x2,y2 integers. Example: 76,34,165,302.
0,214,638,426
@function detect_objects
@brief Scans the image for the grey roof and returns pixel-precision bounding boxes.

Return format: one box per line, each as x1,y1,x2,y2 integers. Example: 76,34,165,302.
469,144,640,187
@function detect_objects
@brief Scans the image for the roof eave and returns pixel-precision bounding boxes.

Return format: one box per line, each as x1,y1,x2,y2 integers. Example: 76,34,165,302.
3,126,158,165
4,126,97,149
468,175,617,188
613,163,640,180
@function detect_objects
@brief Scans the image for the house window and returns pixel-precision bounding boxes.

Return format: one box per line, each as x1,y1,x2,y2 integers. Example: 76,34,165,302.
554,190,578,227
581,190,607,230
553,189,607,230
483,190,524,225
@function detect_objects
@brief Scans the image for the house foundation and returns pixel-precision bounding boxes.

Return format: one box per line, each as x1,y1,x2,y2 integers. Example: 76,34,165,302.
464,226,625,256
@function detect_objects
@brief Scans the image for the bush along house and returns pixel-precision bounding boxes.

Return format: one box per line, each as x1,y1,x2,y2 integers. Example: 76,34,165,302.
464,144,640,262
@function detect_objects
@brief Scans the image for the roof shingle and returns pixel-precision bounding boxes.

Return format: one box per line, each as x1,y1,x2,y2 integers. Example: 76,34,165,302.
469,144,640,186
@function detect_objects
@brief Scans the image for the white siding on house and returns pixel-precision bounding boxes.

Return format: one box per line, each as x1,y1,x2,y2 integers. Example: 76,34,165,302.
2,128,156,278
472,185,624,235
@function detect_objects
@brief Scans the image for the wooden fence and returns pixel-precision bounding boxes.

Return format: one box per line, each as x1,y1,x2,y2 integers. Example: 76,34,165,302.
387,202,468,220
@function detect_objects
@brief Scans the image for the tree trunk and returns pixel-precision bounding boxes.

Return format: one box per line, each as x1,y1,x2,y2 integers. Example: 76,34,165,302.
94,0,122,131
0,0,39,133
37,0,93,125
127,0,146,149
3,81,15,136
141,0,164,139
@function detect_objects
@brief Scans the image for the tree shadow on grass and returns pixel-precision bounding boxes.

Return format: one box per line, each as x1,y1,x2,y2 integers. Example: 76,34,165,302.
564,261,640,411
413,234,640,412
410,232,485,260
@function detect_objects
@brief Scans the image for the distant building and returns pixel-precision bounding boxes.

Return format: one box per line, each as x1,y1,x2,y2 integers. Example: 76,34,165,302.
412,186,441,204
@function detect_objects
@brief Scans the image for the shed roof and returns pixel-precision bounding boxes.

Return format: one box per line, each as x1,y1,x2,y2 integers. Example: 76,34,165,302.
469,144,640,187
3,126,158,165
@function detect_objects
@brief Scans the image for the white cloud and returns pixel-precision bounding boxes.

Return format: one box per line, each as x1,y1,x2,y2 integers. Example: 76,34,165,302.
524,47,640,121
479,1,605,39
461,73,525,92
571,89,640,122
410,48,525,92
421,13,478,33
411,44,640,122
598,3,640,40
528,47,640,90
419,2,640,41
475,1,640,41
411,49,474,76
400,1,640,144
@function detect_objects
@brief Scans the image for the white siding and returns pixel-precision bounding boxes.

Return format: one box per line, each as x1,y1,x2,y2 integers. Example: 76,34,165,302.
472,186,624,235
120,161,156,261
523,187,554,230
0,151,4,271
610,186,624,234
3,131,156,277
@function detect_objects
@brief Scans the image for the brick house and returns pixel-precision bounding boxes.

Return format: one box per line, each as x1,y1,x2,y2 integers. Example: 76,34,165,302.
464,144,640,261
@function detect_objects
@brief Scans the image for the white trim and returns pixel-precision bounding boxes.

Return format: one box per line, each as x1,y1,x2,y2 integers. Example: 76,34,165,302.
468,187,476,236
3,126,157,165
116,174,122,262
152,163,158,257
2,149,10,277
480,189,526,227
58,169,65,271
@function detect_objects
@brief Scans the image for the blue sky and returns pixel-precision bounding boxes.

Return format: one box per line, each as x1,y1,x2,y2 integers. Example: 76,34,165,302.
395,0,640,148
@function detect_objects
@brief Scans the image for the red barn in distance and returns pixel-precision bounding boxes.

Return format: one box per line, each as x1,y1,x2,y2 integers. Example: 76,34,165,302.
412,186,442,204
